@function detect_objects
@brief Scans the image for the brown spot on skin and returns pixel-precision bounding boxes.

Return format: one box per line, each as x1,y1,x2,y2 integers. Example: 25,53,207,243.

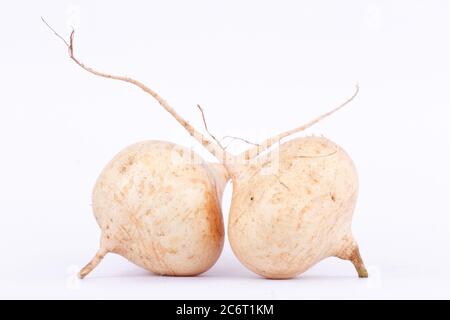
300,204,310,215
113,193,123,204
189,178,208,190
250,196,254,201
271,193,283,204
308,172,320,184
331,194,336,202
138,179,148,196
119,155,136,174
121,178,134,197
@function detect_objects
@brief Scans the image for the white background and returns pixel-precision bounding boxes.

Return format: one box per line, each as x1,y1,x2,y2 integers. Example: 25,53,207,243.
1,0,449,299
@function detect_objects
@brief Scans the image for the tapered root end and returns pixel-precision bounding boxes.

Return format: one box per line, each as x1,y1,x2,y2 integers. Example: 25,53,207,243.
78,249,108,279
349,247,368,278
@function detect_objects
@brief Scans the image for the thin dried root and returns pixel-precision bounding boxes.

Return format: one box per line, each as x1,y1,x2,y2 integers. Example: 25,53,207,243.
241,84,360,160
41,17,231,164
349,246,368,278
196,104,225,150
221,136,261,150
78,248,108,279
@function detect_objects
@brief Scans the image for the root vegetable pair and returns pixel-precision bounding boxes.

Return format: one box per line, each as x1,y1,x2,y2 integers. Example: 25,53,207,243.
44,19,368,279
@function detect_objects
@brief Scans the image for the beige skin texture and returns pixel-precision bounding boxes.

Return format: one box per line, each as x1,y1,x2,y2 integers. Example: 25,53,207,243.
46,22,367,279
79,141,228,278
228,137,366,279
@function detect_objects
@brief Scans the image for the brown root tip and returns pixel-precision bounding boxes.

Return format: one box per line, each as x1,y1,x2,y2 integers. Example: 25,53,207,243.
349,246,369,278
357,267,369,278
78,248,108,279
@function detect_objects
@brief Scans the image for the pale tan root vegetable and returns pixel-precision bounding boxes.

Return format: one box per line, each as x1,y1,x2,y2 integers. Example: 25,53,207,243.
42,20,231,278
79,141,227,278
228,137,366,279
46,20,367,279
222,86,368,279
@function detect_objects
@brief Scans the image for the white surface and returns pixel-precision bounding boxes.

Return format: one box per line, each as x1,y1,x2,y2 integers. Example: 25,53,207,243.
1,0,449,299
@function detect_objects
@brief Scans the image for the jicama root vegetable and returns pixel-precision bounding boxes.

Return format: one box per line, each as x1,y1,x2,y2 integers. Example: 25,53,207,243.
45,20,367,279
228,136,365,279
222,87,368,279
79,141,227,278
42,19,230,278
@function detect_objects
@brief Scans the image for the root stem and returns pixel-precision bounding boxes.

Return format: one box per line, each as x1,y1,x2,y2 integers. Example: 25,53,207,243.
349,246,368,278
78,248,108,279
